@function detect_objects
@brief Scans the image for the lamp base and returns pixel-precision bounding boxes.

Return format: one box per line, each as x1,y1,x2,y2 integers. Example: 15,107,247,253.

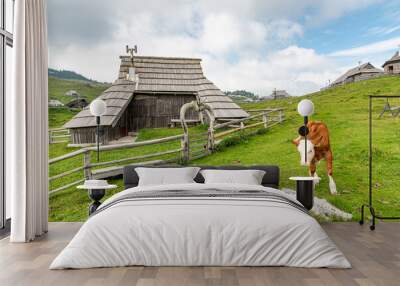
289,177,315,210
88,189,105,215
296,180,314,210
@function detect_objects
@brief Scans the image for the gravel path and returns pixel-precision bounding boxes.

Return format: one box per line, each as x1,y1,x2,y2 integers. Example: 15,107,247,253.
281,188,353,221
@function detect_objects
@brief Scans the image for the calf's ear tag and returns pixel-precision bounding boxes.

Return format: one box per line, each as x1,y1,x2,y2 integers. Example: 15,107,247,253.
298,126,309,136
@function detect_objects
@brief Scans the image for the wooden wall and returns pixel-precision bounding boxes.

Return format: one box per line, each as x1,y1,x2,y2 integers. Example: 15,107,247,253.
70,127,120,145
345,73,383,84
70,93,199,144
127,93,198,130
384,63,400,74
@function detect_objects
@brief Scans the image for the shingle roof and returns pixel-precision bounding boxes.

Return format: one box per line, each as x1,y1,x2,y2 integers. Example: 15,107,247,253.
382,51,400,67
331,62,383,86
64,80,134,128
65,56,248,128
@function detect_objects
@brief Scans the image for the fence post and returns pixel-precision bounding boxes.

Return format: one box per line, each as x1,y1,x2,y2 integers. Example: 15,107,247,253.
199,111,204,124
262,112,268,128
49,130,52,144
279,109,283,122
83,150,92,179
181,134,190,164
207,127,215,154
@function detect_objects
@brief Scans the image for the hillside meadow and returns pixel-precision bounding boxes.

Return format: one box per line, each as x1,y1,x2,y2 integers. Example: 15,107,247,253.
48,76,109,105
195,75,400,221
48,75,400,222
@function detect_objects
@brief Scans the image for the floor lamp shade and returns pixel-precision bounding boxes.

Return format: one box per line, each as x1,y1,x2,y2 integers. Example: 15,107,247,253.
90,99,107,117
297,99,314,117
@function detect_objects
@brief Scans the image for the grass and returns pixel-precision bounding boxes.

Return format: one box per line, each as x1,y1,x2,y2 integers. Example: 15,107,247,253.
49,75,400,222
49,108,79,129
48,125,208,221
48,75,109,130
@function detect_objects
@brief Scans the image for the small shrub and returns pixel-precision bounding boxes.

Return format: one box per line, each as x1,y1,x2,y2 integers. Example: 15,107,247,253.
256,127,268,135
216,134,243,151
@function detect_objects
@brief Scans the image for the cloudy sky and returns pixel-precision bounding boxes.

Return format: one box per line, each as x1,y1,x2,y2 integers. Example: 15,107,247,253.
47,0,400,96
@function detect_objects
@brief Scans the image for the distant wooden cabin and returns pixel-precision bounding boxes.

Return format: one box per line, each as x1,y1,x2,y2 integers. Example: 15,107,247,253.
65,90,80,97
66,98,88,109
331,62,383,87
270,89,290,100
64,55,249,145
48,99,64,107
382,51,400,74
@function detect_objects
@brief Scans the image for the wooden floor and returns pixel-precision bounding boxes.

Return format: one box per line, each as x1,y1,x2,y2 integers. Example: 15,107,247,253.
0,222,399,286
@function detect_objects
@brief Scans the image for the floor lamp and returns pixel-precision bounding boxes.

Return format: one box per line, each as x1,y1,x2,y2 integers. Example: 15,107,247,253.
89,99,107,162
289,99,316,210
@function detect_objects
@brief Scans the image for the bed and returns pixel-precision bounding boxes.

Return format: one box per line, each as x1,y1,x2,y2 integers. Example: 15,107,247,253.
50,165,350,269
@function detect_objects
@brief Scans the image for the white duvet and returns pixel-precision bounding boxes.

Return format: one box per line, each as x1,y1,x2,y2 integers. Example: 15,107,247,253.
50,183,351,269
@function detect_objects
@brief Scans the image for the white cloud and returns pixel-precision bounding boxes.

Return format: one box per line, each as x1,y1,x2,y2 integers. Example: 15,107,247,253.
266,20,303,42
47,0,381,96
329,37,400,57
309,0,382,24
367,25,400,36
199,13,267,55
49,44,121,83
201,46,340,96
49,6,306,88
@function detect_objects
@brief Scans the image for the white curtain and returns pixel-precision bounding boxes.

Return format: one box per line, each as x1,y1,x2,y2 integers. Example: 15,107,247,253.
7,0,49,242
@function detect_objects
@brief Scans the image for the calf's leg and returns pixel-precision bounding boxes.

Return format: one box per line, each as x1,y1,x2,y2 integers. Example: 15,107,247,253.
326,151,337,195
309,162,320,185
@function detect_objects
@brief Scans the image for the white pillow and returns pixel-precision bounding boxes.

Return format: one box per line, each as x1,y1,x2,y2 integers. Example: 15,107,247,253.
200,169,266,185
135,167,200,186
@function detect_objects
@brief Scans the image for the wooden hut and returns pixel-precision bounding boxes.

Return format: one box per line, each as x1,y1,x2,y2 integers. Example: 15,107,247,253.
48,99,64,107
382,51,400,74
66,98,89,109
64,55,249,145
270,89,290,100
331,62,383,87
65,90,80,97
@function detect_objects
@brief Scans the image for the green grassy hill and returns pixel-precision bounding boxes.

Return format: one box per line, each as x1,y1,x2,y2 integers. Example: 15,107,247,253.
48,77,110,129
48,75,400,222
48,76,109,105
48,68,98,83
194,75,400,220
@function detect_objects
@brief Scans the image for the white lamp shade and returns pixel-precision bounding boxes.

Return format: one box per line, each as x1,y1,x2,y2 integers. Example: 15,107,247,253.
297,99,314,117
90,99,107,117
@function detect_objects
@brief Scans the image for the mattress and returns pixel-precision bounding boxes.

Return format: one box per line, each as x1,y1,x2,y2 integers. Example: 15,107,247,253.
50,183,350,269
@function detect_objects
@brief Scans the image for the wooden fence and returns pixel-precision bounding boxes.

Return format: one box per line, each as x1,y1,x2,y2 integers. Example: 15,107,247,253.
49,128,70,144
180,108,284,163
48,108,284,194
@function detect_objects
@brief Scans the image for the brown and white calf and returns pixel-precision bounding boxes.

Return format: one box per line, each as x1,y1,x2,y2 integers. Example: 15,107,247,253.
292,121,337,195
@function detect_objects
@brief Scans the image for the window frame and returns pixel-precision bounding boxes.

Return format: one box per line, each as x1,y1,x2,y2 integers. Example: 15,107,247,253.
0,0,13,232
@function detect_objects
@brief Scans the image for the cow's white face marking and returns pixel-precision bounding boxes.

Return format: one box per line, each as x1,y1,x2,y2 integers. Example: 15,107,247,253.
297,139,315,166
